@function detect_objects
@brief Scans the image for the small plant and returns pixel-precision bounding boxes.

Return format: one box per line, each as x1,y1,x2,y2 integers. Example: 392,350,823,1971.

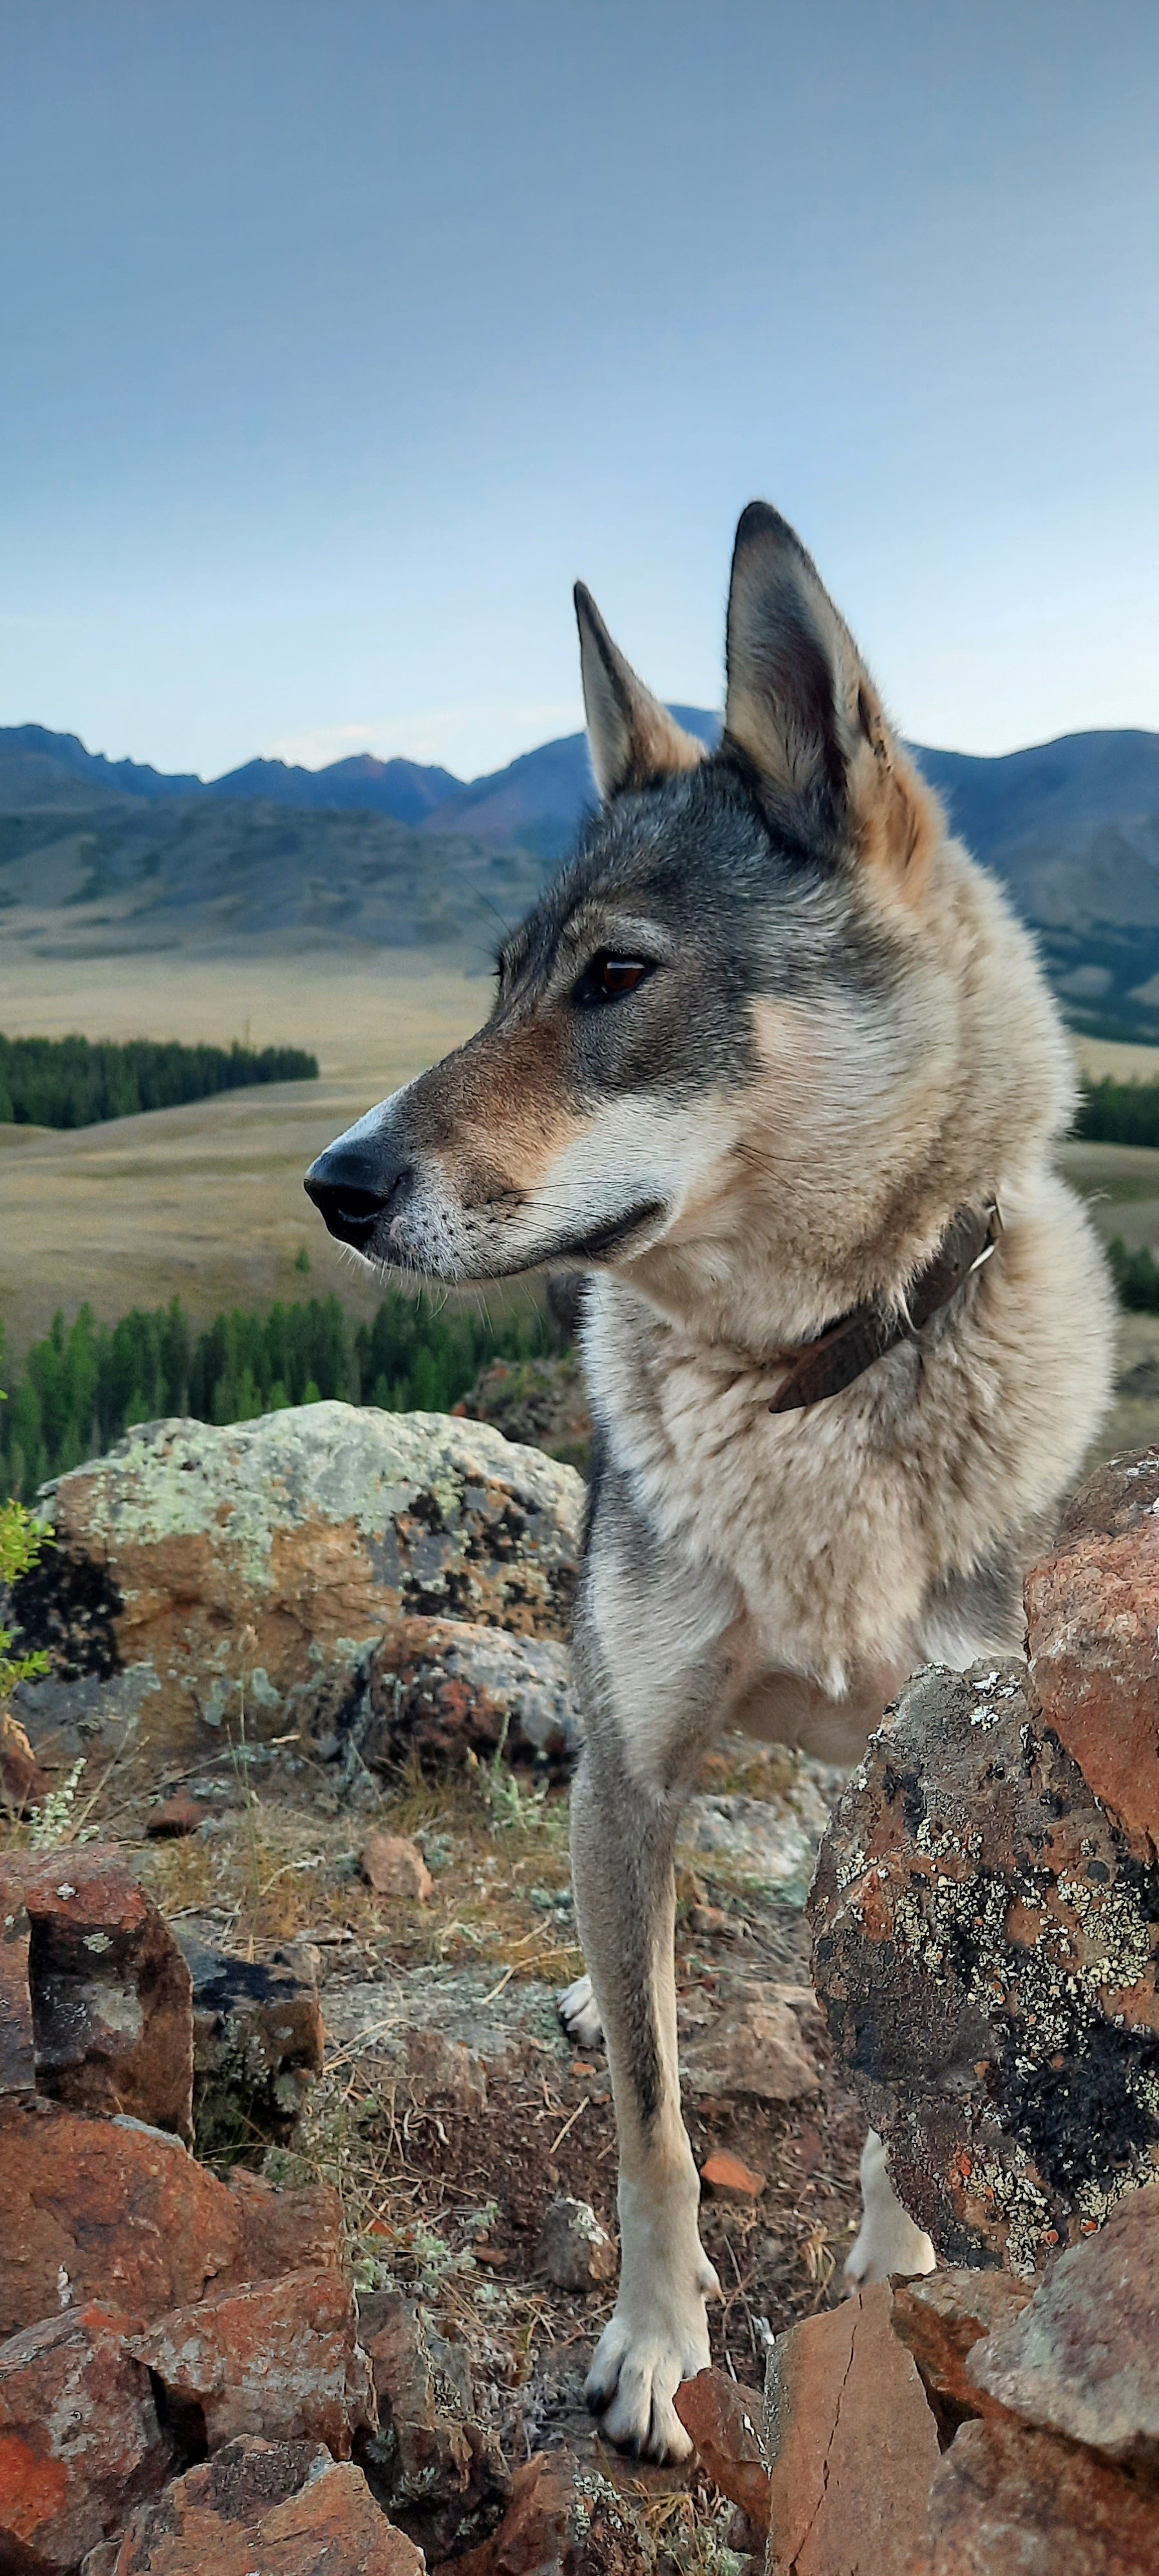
294,1245,311,1274
26,1758,87,1852
0,1485,50,1710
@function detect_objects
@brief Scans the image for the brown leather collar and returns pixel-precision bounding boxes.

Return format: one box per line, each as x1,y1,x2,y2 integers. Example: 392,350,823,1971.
769,1201,1002,1414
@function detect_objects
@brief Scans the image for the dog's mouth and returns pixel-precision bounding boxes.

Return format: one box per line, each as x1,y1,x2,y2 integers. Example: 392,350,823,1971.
538,1198,670,1265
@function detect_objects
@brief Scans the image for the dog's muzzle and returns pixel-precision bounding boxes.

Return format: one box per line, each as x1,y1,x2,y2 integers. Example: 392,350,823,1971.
304,1132,412,1252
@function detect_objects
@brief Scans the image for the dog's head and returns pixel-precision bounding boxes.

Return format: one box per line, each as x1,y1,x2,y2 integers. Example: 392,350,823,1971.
306,504,1028,1322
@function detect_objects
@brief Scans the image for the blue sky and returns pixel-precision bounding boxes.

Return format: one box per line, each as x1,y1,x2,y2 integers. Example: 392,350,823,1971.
2,0,1156,781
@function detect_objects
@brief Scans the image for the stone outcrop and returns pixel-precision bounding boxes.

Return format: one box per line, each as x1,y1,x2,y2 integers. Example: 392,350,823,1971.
761,2201,1159,2572
82,2436,424,2575
672,2369,771,2535
176,1933,324,2154
763,2284,941,2576
1025,1446,1159,1865
128,2268,376,2459
811,1656,1159,2270
13,1405,583,1759
359,2292,508,2559
0,2302,169,2574
360,1614,580,1773
1,1850,193,2137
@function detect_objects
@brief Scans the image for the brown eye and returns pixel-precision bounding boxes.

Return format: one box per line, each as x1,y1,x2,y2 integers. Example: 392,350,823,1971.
598,955,648,996
572,951,654,1009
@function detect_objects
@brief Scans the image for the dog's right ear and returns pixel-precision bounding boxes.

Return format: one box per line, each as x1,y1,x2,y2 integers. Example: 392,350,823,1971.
575,582,706,804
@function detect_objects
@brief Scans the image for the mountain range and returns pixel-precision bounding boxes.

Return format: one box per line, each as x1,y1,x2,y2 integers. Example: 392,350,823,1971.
3,717,1159,1036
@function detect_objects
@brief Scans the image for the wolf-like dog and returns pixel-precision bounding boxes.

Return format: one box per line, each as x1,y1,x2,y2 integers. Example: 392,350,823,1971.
305,504,1114,2461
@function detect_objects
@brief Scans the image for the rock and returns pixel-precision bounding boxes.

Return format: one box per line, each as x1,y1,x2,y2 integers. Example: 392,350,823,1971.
146,1790,205,1838
443,2448,655,2576
460,1347,593,1475
361,1615,580,1774
1,1847,194,2138
764,2284,941,2575
969,2181,1159,2468
810,1659,1159,2272
226,2166,344,2280
918,2415,1159,2574
1025,1446,1159,1864
128,2266,375,2458
1,1712,52,1815
891,2268,1033,2421
673,2369,771,2533
678,1772,845,1907
406,2025,487,2116
176,1933,323,2154
0,2096,339,2337
1,1886,35,2096
701,2150,766,2200
359,2291,507,2554
536,2198,616,2291
0,2302,169,2573
682,1981,820,2104
361,1832,434,1902
13,1406,583,1758
91,2434,424,2575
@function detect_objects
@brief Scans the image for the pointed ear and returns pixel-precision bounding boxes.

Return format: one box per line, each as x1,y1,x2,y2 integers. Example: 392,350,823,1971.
723,502,939,893
575,582,706,803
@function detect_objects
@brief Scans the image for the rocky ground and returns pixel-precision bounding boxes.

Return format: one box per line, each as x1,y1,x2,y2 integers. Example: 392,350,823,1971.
3,1403,1158,2573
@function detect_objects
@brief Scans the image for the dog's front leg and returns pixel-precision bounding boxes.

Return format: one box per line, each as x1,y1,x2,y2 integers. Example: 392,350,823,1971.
569,1739,719,2459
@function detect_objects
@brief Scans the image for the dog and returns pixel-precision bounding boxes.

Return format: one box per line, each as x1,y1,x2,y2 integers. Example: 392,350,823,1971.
305,503,1115,2460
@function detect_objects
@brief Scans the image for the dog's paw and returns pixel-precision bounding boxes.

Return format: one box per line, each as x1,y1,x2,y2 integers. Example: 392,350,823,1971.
583,2260,719,2461
558,1971,604,2051
845,2130,936,2287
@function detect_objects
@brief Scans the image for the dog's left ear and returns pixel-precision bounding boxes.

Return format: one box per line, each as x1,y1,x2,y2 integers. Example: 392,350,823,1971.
723,502,939,894
575,582,706,803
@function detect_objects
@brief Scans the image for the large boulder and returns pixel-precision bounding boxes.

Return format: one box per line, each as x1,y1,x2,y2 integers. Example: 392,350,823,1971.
12,1405,583,1759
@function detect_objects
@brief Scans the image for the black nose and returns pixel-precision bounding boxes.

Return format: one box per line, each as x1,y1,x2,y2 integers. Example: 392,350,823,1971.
304,1133,410,1250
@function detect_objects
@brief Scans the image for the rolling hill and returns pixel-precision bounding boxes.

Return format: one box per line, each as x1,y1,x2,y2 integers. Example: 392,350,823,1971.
2,717,1158,1033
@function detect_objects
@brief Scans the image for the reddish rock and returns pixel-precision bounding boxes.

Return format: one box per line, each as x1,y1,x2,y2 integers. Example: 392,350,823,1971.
11,1408,582,1759
892,2268,1033,2419
683,1982,820,2105
363,1613,581,1775
1026,1446,1159,1864
0,2097,339,2337
1,1848,193,2137
177,1935,323,2154
0,2301,169,2573
0,2098,241,2337
359,2291,507,2553
764,2284,941,2575
146,1790,205,1838
701,2150,766,2199
226,2166,344,2280
1,1888,34,2097
93,2435,423,2575
443,2448,654,2575
129,2267,375,2458
918,2415,1159,2575
970,2181,1159,2468
810,1659,1159,2271
674,2369,771,2533
536,2197,616,2291
361,1832,433,1903
1,1715,52,1817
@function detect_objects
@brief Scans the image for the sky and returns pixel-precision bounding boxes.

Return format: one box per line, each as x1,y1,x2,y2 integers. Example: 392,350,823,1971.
1,0,1157,784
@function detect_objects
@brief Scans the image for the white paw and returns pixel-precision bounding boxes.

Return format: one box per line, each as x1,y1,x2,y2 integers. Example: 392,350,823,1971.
845,2129,936,2287
558,1971,604,2051
584,2255,720,2461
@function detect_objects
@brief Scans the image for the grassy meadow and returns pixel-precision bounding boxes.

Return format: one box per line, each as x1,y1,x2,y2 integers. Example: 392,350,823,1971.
1,953,1158,1466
